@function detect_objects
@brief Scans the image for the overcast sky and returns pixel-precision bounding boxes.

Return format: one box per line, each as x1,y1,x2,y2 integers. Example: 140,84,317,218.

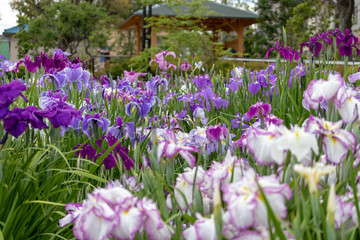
0,0,19,34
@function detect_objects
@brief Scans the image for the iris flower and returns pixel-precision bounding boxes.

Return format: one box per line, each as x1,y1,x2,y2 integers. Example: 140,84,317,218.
294,163,336,194
300,37,323,57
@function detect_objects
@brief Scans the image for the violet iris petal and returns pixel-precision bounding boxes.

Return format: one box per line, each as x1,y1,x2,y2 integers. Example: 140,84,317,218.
248,82,260,95
74,144,97,160
107,136,134,170
40,73,68,89
21,106,48,130
3,110,28,138
81,114,111,137
0,80,27,119
123,122,136,140
125,101,151,118
0,80,27,105
212,98,229,109
245,102,272,120
103,154,117,170
64,66,83,83
228,80,239,92
146,77,168,92
3,106,48,138
193,75,213,89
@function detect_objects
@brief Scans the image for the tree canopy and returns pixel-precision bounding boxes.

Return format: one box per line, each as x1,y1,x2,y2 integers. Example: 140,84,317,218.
14,1,109,58
11,0,137,58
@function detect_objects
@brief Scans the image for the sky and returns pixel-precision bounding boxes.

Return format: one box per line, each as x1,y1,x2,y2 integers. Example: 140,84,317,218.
0,0,18,34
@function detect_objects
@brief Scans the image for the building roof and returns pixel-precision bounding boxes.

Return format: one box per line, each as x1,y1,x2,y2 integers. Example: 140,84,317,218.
132,1,258,19
3,25,28,35
119,1,258,31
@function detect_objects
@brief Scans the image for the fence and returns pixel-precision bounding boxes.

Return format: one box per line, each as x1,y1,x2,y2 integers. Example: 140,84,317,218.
223,57,360,66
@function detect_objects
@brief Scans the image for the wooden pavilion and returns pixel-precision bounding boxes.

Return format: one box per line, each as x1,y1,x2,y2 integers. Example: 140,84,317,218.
118,1,258,56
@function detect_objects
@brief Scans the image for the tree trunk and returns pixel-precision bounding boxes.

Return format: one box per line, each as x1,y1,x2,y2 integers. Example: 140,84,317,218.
338,0,354,32
328,0,354,32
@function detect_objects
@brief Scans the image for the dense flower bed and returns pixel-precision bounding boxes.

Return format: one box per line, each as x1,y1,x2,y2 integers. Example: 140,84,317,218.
1,29,360,239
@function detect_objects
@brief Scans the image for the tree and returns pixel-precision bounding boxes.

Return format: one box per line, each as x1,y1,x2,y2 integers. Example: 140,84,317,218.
145,0,231,67
327,0,354,32
11,0,137,58
10,0,53,19
244,0,304,58
285,0,333,48
14,1,109,58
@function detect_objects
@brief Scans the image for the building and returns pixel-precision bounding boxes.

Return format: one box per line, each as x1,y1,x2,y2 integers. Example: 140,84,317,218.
1,25,29,62
119,1,258,56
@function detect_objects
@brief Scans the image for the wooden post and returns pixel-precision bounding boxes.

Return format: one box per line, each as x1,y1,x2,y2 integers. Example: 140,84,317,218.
236,24,244,57
212,28,218,42
136,23,141,56
151,28,157,47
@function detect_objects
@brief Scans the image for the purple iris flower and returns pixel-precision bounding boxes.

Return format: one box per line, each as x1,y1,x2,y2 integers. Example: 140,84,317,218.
176,110,187,119
244,101,272,120
115,117,123,129
117,79,135,94
163,92,177,105
123,70,147,82
0,80,27,119
61,65,90,91
248,82,261,95
300,37,323,57
52,49,71,71
3,108,28,138
103,153,117,170
38,91,82,128
24,55,41,73
257,73,269,88
0,60,16,73
123,122,136,140
231,113,242,129
149,50,176,70
63,65,83,83
288,63,306,88
74,144,97,160
336,29,360,57
106,120,135,141
180,62,193,71
39,72,68,89
192,75,213,89
227,80,240,92
146,76,168,92
212,97,229,109
206,124,229,142
125,99,152,118
199,87,229,110
81,113,111,138
266,41,300,62
107,136,134,170
318,32,332,45
3,106,48,138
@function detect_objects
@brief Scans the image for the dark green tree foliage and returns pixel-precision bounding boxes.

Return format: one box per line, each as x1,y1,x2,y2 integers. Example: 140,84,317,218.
10,0,53,19
245,0,304,58
285,0,333,49
15,1,108,57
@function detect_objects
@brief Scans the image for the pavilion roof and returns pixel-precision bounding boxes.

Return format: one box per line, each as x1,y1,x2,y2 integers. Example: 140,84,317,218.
119,1,258,31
